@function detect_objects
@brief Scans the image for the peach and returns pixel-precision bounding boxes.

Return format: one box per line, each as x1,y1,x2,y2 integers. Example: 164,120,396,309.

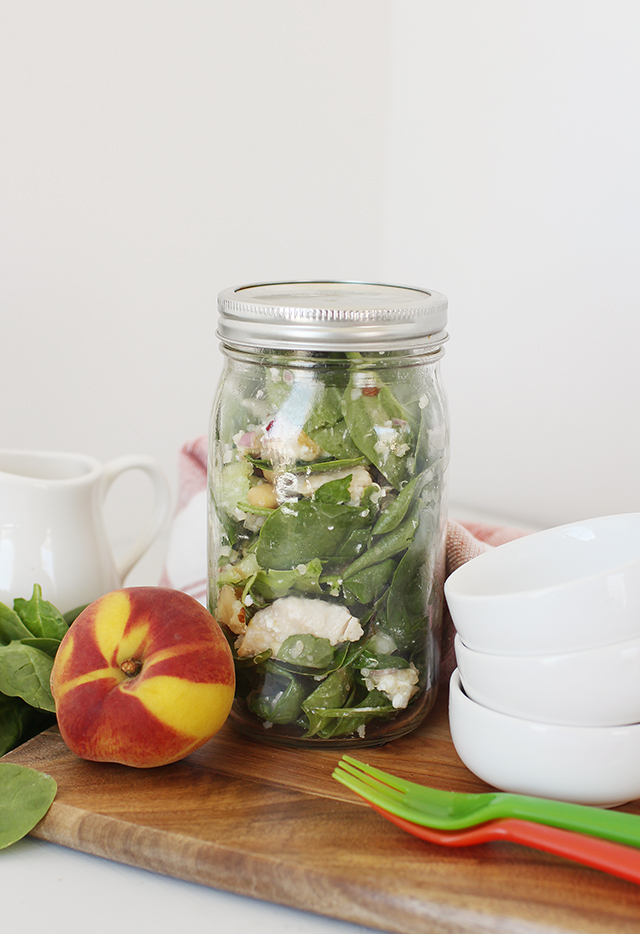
50,587,235,768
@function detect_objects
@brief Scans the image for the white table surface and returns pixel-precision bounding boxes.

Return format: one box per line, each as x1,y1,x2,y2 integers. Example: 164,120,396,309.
5,504,530,934
3,834,381,934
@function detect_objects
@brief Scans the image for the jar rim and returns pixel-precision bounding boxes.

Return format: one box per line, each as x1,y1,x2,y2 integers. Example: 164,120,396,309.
217,280,448,351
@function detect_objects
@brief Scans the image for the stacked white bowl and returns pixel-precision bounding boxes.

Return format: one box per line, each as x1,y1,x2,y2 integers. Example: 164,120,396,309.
444,513,640,807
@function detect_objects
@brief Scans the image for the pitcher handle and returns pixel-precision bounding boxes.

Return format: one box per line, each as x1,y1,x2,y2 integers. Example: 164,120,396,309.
102,455,172,582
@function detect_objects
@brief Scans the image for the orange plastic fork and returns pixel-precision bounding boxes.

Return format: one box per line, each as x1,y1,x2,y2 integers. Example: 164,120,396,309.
370,803,640,886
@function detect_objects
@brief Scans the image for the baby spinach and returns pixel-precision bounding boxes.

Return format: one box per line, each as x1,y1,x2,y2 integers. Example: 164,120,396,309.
0,605,33,644
313,473,353,504
0,642,56,712
256,500,370,569
248,661,307,724
302,668,353,737
0,695,36,757
0,763,57,849
211,350,447,741
251,559,324,601
13,587,68,641
276,634,335,669
342,504,420,580
341,559,396,605
0,585,70,754
316,690,395,739
309,421,363,459
342,378,416,489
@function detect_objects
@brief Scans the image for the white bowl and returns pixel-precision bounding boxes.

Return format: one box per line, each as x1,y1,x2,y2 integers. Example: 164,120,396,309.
444,513,640,656
448,669,640,806
455,633,640,727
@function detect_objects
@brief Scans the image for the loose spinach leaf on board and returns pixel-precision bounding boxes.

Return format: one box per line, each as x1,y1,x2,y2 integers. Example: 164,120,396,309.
0,642,56,712
13,584,69,641
0,763,57,849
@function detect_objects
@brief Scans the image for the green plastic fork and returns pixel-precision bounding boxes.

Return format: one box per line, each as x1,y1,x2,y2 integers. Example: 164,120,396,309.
333,755,640,849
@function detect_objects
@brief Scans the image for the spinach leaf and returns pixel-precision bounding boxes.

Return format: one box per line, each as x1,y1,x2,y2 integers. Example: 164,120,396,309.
248,662,307,724
308,421,363,459
316,689,395,739
236,500,276,517
256,500,371,570
0,763,57,849
302,667,353,737
291,456,364,474
251,558,324,601
341,559,396,605
276,634,335,669
382,545,432,653
342,378,416,489
0,695,36,757
0,642,56,711
372,469,433,535
13,584,68,641
313,473,352,504
0,604,33,645
350,649,409,671
19,638,62,659
343,505,420,580
337,526,371,562
303,385,345,434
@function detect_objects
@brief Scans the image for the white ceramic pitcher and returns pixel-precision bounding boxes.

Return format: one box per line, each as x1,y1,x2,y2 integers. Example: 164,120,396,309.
0,449,171,613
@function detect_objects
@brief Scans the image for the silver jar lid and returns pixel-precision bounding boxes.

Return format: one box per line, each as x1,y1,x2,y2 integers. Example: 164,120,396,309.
217,280,448,351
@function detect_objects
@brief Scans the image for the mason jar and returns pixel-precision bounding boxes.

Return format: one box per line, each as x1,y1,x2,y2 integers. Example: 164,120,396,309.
208,281,449,748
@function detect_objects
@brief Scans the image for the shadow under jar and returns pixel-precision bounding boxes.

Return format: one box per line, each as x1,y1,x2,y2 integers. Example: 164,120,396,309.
208,281,450,747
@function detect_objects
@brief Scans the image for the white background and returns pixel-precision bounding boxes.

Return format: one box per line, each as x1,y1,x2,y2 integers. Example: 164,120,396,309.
2,0,639,584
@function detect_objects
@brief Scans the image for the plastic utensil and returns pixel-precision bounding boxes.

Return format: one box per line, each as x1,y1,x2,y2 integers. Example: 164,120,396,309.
369,804,640,886
332,756,640,848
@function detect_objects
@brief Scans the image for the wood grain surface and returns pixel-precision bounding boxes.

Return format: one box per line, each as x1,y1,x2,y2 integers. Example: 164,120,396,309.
5,690,640,934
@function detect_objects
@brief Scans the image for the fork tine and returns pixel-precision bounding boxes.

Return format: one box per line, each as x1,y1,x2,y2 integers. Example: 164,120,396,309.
340,755,415,793
333,765,406,813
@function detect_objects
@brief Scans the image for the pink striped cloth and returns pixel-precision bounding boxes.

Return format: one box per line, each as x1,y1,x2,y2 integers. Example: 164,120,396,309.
160,436,530,682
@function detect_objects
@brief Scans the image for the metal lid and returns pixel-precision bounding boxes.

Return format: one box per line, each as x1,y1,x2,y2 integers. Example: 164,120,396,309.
217,280,448,351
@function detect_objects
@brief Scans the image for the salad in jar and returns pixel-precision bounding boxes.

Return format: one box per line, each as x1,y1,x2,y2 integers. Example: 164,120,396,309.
208,348,448,746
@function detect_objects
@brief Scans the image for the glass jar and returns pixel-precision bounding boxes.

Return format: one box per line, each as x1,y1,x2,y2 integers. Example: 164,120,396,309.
208,281,449,748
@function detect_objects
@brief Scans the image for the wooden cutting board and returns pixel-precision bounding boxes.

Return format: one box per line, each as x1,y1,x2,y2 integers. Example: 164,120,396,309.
5,690,640,934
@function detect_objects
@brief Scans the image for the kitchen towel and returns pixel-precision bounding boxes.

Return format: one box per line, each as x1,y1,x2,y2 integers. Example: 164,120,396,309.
160,436,530,682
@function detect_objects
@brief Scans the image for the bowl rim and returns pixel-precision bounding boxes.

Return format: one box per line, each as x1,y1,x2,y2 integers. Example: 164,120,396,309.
453,630,640,663
449,668,640,736
445,512,640,604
